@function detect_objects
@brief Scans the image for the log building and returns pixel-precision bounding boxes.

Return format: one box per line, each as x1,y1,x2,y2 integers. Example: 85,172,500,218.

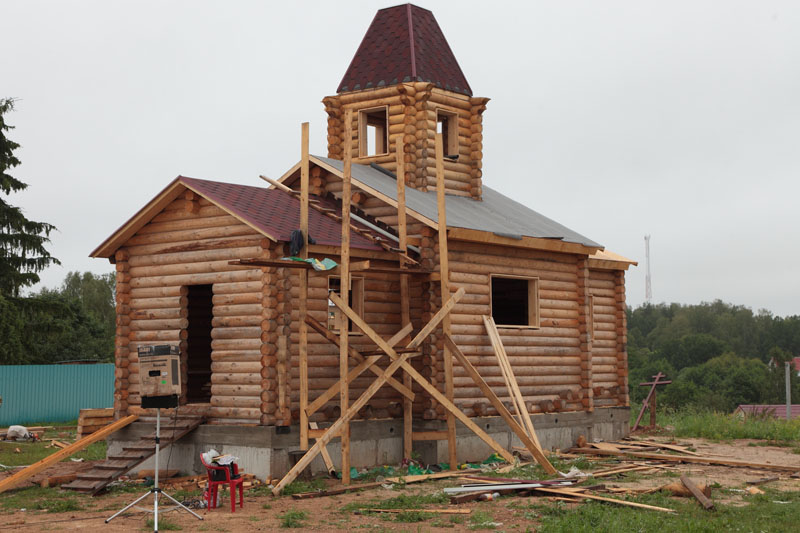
92,4,635,478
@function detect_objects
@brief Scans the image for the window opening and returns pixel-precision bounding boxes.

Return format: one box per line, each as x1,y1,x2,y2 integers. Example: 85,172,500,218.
436,109,459,158
490,276,539,328
359,107,388,157
185,284,213,403
328,276,365,332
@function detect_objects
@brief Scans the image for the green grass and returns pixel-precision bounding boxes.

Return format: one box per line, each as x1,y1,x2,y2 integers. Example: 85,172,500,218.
0,486,83,514
281,477,326,496
468,509,497,530
342,490,449,512
531,489,800,533
279,509,308,528
0,426,107,467
654,408,800,442
144,517,182,530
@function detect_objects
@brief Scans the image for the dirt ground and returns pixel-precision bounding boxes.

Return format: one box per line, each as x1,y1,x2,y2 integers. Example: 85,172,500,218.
2,438,800,532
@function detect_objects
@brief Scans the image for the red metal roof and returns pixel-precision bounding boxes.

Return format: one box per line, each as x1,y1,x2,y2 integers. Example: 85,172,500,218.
337,4,472,96
179,177,384,251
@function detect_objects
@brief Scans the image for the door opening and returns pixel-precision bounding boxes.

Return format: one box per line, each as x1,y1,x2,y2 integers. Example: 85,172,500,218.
185,284,213,403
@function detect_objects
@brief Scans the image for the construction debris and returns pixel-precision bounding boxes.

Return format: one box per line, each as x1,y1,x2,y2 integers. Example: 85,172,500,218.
680,475,714,510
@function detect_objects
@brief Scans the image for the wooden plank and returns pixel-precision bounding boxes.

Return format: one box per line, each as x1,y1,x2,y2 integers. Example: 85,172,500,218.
0,415,138,494
571,447,800,472
329,291,514,464
309,422,336,477
291,481,385,499
385,469,481,484
299,121,310,450
306,355,382,416
746,476,779,486
534,487,675,513
340,109,353,485
396,135,413,462
483,316,543,451
412,431,449,441
304,316,414,401
445,335,556,474
358,508,470,515
436,132,458,471
272,352,412,495
680,475,714,510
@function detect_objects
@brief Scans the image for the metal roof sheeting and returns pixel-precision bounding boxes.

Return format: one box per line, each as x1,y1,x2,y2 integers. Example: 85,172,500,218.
314,156,602,248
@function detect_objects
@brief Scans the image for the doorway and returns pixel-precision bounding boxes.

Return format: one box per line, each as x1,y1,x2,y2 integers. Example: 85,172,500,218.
185,284,213,403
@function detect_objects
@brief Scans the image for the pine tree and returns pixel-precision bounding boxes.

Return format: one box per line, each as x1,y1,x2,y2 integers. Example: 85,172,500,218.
0,98,59,296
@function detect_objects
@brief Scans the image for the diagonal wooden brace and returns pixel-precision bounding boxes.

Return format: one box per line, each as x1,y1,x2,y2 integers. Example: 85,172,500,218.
445,334,556,474
305,316,414,402
306,355,382,417
272,351,412,495
329,290,514,464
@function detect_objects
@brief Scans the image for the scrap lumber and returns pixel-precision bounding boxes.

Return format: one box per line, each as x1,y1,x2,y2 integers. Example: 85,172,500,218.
357,508,470,515
533,487,676,513
385,469,481,484
0,414,138,494
680,475,714,510
570,447,800,472
746,476,779,486
623,439,700,456
291,481,385,499
40,474,78,488
445,335,556,474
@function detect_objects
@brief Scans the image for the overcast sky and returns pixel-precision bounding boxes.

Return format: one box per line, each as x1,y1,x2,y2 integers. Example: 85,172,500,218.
3,1,798,316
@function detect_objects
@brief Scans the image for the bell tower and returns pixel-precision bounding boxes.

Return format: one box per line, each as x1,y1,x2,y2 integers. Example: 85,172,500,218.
322,3,489,200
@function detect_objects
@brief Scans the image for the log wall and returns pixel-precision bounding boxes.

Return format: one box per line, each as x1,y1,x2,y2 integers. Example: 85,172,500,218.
588,268,629,407
118,191,266,425
445,240,588,417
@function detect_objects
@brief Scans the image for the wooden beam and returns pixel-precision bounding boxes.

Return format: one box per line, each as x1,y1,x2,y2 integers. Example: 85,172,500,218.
259,174,292,193
533,487,675,513
681,475,714,510
397,135,412,461
436,132,458,470
0,415,138,494
328,291,514,464
445,335,556,474
300,121,310,451
309,422,336,477
306,355,382,416
349,260,370,271
305,316,414,400
570,447,800,472
447,227,601,256
412,431,449,441
340,109,353,485
231,258,431,276
482,316,543,451
272,352,412,495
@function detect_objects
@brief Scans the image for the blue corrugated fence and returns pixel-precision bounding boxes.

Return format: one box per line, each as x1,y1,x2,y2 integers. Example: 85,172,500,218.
0,364,113,426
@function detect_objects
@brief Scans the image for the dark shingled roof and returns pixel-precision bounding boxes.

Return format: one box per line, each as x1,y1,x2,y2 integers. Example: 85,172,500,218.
179,177,384,250
337,3,472,96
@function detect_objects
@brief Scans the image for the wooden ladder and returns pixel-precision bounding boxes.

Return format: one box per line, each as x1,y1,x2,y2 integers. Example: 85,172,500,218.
62,416,203,495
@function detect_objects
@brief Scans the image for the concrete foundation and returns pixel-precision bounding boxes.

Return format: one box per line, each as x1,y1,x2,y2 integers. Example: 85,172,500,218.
108,407,629,479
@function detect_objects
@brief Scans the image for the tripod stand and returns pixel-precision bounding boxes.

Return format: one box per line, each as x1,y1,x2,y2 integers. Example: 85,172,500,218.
106,408,203,531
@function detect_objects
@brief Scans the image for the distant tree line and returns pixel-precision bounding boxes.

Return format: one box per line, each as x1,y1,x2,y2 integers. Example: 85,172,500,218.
0,271,115,364
628,301,800,412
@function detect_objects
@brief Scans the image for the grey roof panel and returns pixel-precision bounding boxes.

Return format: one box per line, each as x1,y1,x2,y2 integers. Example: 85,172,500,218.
314,156,602,249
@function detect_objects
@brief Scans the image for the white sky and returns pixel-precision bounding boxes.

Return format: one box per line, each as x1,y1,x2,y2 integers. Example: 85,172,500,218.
3,1,798,316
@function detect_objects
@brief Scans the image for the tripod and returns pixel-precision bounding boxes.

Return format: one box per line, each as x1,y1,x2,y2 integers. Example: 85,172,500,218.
106,408,203,531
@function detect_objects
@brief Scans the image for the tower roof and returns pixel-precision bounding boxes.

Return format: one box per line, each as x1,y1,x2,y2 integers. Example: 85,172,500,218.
337,4,472,96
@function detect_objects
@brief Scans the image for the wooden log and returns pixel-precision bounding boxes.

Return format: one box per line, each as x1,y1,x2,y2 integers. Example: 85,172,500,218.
680,475,714,510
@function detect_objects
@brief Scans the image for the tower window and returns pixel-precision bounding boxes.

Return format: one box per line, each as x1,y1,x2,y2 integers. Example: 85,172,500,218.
436,109,459,158
358,106,388,157
490,276,540,328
